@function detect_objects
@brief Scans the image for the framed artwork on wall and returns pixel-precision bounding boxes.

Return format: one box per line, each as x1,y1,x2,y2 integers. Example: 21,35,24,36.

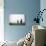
9,14,26,25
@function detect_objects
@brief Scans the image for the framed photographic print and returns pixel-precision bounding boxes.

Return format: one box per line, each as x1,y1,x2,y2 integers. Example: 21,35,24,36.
9,14,25,25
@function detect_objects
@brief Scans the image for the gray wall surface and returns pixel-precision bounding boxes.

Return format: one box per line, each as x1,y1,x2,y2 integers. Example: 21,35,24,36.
4,0,40,42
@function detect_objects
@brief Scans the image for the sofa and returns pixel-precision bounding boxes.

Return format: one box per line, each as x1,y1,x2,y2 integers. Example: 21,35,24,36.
17,25,46,46
32,25,46,46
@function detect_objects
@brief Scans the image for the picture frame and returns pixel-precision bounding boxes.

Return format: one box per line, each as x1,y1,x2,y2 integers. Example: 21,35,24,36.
9,14,26,25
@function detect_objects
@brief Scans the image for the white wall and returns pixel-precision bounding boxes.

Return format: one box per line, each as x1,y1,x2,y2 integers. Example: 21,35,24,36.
40,0,46,27
0,0,4,42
